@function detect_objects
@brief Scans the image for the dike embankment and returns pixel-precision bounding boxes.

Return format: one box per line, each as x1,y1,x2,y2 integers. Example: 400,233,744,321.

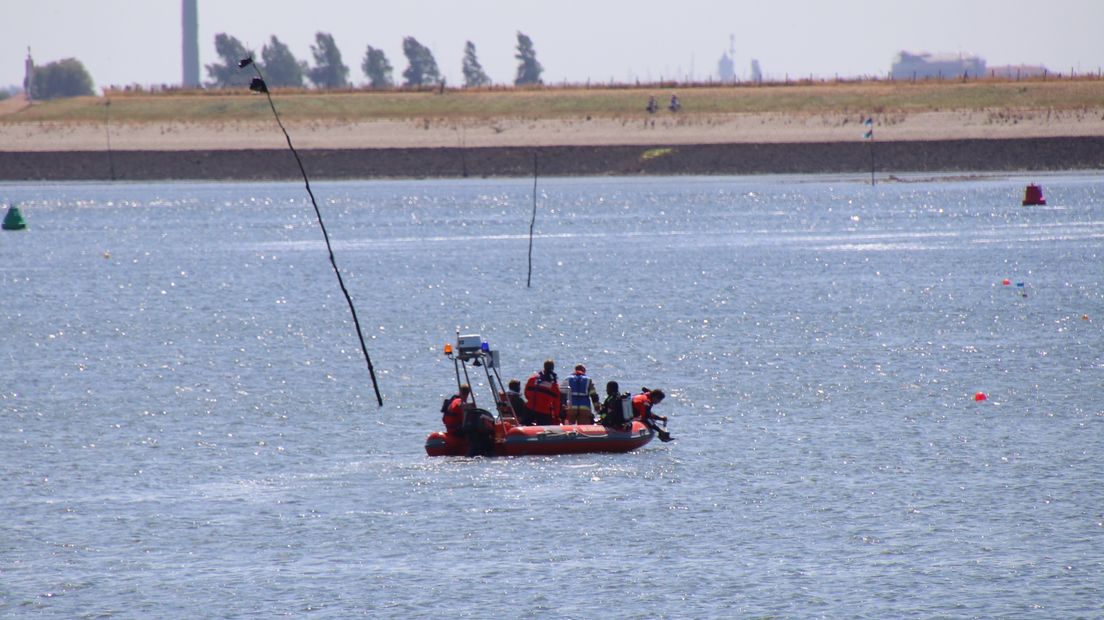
1,136,1102,181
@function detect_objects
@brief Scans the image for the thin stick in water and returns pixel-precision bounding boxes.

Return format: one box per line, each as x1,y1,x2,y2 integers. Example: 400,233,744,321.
527,152,538,288
104,98,116,181
240,58,383,407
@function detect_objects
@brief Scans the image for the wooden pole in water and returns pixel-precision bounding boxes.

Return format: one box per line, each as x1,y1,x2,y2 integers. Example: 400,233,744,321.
527,152,538,288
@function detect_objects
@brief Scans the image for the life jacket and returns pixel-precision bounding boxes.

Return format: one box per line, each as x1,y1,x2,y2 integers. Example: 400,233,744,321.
443,396,465,435
525,371,560,419
632,392,654,421
440,394,459,415
567,373,593,408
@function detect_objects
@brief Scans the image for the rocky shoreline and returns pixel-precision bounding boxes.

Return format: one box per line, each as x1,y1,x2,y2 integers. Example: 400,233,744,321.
2,136,1102,181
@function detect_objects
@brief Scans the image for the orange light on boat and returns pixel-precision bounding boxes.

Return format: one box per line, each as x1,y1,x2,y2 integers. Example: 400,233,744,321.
444,343,453,355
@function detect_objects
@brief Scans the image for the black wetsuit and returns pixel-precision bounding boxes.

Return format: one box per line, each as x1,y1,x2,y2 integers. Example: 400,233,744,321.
463,408,495,457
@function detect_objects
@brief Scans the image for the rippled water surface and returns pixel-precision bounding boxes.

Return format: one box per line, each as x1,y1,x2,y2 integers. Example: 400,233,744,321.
2,173,1102,618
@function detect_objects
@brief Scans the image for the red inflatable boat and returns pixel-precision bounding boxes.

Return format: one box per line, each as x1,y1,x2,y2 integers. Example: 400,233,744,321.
426,333,665,457
426,419,655,457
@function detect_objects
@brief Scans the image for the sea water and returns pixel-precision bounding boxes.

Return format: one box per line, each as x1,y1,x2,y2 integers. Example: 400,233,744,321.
1,173,1102,618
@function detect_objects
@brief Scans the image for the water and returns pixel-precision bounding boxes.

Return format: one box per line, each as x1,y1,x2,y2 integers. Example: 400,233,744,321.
2,173,1102,618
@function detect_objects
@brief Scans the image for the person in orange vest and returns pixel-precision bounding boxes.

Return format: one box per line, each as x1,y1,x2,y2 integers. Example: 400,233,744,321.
525,359,561,425
565,364,600,424
632,388,673,442
442,384,471,437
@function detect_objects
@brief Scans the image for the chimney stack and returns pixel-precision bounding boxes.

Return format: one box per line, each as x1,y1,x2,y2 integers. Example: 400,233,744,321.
182,0,199,88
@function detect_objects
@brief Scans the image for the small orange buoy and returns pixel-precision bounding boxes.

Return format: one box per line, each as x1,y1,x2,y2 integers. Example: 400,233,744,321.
1082,314,1090,321
1002,279,1011,286
974,392,988,402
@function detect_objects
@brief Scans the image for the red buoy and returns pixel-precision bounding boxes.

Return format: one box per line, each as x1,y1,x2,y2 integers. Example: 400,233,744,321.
974,392,988,402
1022,184,1046,206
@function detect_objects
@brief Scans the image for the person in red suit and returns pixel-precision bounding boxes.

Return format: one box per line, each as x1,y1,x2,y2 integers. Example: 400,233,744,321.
632,388,673,442
443,384,471,437
525,359,561,425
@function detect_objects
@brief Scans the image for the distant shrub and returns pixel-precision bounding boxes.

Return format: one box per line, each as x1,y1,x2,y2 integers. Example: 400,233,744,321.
33,58,95,99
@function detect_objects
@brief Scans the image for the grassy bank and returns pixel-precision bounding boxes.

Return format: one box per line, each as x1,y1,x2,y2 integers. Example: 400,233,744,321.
6,79,1103,124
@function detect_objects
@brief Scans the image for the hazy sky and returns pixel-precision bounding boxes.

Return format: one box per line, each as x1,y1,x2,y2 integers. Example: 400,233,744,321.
3,0,1102,90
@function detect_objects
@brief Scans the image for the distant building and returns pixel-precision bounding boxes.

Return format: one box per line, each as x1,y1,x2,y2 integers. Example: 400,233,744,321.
718,34,736,83
891,51,986,80
182,0,199,88
750,59,762,84
718,53,735,83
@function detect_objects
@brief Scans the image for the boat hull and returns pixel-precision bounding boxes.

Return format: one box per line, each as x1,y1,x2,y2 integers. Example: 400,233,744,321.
426,421,655,457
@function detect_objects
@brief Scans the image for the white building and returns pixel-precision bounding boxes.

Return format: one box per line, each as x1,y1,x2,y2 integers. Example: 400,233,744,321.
891,51,986,80
718,35,737,83
750,59,762,84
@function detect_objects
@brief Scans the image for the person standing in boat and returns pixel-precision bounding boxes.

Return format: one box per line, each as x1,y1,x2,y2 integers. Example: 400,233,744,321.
632,388,673,442
505,378,533,425
598,380,631,431
565,364,600,425
525,359,561,425
443,384,472,437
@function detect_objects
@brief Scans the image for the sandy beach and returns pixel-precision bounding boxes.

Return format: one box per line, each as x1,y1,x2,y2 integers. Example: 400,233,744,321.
2,107,1103,152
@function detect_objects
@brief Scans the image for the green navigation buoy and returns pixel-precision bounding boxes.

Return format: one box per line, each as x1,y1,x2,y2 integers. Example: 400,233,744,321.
2,205,27,230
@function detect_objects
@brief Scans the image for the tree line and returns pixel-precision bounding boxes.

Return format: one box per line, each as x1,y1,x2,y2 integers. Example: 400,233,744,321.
21,30,542,100
206,31,544,90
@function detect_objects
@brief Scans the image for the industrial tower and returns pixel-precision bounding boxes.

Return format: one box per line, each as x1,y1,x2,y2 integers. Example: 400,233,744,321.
182,0,199,87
